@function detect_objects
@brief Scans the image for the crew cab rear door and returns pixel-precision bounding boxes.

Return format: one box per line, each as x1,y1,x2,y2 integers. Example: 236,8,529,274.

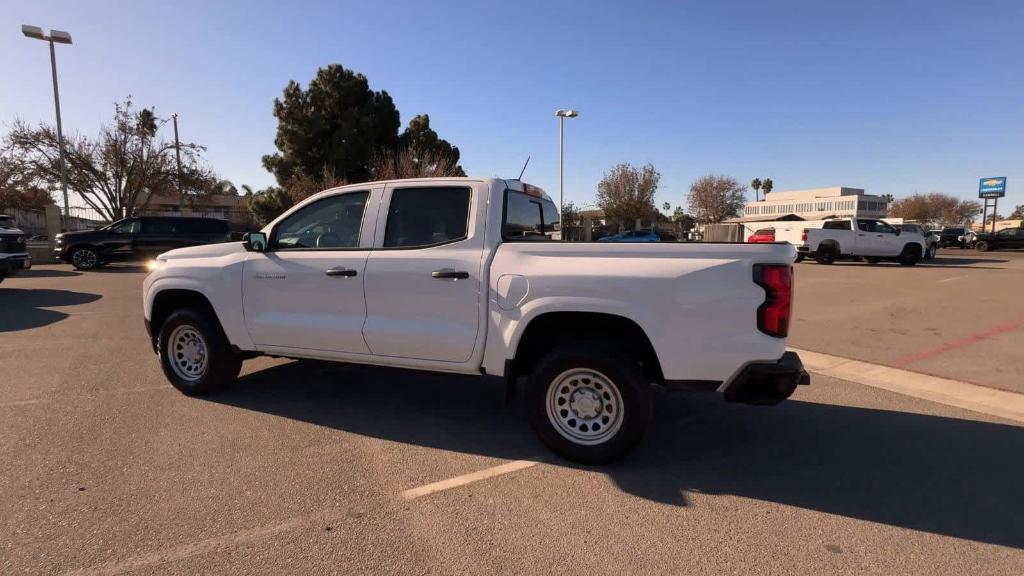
361,183,486,363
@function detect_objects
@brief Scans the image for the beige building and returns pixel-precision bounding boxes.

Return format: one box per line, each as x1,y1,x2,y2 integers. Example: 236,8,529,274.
743,187,888,221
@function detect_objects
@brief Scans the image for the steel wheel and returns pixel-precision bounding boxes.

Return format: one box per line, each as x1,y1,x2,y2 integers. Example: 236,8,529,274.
168,325,209,382
545,368,625,446
71,247,98,270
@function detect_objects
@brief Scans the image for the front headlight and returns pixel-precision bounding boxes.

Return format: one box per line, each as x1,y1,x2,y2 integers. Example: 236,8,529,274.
146,258,167,272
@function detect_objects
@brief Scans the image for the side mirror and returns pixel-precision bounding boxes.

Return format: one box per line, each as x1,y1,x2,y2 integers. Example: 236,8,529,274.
243,231,268,252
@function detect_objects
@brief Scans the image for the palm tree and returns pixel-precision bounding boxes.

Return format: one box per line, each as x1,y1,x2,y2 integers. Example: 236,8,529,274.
762,178,773,196
750,178,762,202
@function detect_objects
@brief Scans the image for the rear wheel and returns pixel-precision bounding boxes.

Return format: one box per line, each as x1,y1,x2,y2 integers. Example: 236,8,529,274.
157,308,242,396
70,246,99,270
528,343,652,465
975,241,991,252
899,244,921,266
815,245,837,265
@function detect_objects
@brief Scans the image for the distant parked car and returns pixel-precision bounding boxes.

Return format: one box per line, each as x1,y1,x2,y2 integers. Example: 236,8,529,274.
597,230,660,242
0,214,32,283
973,228,1024,252
55,216,231,270
938,227,969,249
746,228,776,243
895,223,938,259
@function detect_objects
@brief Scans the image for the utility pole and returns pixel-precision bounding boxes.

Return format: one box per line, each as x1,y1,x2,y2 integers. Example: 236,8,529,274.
555,109,579,238
172,113,184,211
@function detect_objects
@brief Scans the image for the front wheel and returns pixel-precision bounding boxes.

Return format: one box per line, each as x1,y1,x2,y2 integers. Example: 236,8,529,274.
70,246,100,270
528,344,652,465
158,308,242,396
975,241,991,252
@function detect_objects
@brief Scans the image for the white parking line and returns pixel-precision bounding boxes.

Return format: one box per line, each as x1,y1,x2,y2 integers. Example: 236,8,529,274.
938,275,967,283
401,458,543,500
791,347,1024,424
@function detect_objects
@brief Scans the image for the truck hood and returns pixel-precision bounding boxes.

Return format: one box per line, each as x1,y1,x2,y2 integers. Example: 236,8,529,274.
161,241,245,260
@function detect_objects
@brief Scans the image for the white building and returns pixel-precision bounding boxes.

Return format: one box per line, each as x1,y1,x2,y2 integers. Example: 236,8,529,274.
743,187,888,221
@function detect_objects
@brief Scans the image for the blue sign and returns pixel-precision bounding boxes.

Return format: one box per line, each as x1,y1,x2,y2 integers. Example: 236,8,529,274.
979,177,1006,198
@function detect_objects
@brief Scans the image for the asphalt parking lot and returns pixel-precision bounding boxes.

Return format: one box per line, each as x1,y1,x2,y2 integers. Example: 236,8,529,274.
2,252,1023,574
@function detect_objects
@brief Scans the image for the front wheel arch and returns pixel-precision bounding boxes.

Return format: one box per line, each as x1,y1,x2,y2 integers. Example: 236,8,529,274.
149,289,228,353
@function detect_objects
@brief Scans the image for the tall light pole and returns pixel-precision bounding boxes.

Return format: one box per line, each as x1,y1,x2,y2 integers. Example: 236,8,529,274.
172,113,184,211
22,25,73,229
555,109,579,238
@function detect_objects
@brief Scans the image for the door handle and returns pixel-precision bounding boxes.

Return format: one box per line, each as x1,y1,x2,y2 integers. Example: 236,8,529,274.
325,266,358,277
857,233,865,236
432,269,469,280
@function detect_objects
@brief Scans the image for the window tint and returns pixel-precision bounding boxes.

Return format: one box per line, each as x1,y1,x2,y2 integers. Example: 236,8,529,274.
824,220,852,230
110,219,140,234
505,191,544,239
276,191,369,249
144,218,175,234
384,187,470,248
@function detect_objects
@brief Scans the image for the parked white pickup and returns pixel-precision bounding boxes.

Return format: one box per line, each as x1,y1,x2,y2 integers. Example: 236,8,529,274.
796,218,927,265
142,177,809,463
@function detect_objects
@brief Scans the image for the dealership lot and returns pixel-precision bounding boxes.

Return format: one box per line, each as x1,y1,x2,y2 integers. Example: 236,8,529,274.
2,252,1023,574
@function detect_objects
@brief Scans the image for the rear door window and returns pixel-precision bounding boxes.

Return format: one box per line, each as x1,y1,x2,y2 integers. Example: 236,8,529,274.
143,219,176,234
504,190,558,240
384,187,470,248
825,220,852,230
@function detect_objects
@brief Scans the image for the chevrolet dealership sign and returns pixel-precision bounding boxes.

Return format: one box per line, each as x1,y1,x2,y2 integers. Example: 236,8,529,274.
979,177,1006,198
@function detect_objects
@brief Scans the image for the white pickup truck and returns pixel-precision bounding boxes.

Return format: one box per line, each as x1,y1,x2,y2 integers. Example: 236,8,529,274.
796,218,927,266
143,177,808,463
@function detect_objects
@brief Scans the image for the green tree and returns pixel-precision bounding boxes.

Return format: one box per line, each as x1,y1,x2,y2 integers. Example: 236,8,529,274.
671,206,696,230
247,187,294,226
0,152,54,210
687,174,746,223
761,177,773,195
750,178,762,202
262,64,401,186
1009,204,1024,219
595,162,661,226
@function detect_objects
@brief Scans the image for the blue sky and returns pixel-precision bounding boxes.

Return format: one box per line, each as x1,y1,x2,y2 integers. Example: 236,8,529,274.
3,0,1022,212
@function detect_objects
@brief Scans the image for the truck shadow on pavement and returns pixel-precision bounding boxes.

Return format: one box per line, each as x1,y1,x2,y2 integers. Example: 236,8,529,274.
212,360,1024,550
0,288,102,332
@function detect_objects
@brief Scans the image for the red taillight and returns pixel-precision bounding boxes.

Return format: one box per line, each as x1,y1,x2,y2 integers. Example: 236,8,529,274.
753,264,792,338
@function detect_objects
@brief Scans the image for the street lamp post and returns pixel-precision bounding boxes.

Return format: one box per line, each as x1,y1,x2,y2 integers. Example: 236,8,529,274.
22,25,73,230
555,109,579,238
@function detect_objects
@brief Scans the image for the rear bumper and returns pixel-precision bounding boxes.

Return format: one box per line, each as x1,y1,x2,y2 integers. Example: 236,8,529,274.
720,351,810,405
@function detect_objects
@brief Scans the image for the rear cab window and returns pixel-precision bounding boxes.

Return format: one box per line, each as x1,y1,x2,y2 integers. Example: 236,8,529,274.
383,187,471,248
503,189,559,241
824,220,852,230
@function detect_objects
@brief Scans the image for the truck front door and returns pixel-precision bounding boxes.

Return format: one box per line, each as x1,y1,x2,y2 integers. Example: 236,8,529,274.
361,184,484,363
242,188,379,355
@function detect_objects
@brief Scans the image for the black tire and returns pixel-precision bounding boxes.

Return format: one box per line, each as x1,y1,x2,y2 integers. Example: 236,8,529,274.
157,308,242,396
864,257,881,264
69,246,100,270
899,244,921,266
815,245,837,265
527,343,652,465
975,241,991,252
794,254,806,263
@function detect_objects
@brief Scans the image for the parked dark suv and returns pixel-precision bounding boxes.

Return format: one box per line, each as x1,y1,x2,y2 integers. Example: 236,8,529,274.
55,216,231,270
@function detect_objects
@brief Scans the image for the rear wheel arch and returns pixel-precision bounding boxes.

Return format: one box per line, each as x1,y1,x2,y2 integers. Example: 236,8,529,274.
509,311,664,384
